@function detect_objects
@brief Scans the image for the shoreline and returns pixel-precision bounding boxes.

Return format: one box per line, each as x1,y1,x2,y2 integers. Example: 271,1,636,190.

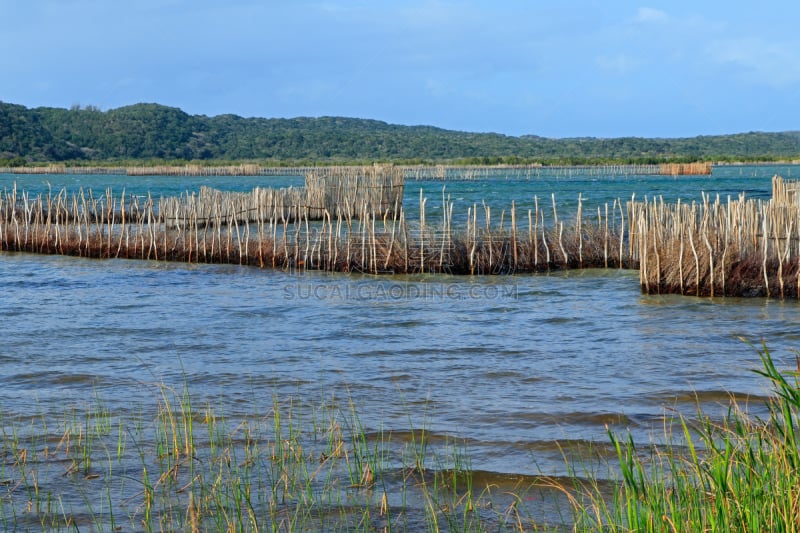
0,162,713,177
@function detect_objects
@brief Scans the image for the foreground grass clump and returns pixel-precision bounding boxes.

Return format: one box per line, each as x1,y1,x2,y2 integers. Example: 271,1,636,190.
570,343,800,532
2,344,799,532
0,385,555,532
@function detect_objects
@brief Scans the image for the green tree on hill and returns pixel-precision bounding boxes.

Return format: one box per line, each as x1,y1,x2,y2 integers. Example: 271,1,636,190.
1,101,799,164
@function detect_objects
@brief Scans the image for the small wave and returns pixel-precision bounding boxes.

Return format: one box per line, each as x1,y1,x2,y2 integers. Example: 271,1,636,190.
473,410,637,428
645,389,773,406
483,370,524,379
8,371,99,388
541,316,577,325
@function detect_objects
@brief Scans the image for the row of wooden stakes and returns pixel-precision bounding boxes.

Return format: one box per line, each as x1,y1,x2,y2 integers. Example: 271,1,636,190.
632,176,800,297
0,176,798,297
0,184,631,275
0,162,711,178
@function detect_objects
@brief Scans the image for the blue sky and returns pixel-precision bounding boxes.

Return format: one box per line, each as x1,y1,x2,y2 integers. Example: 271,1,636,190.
2,1,799,138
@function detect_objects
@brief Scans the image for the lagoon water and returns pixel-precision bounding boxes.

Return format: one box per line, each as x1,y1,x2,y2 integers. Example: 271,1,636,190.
1,164,799,480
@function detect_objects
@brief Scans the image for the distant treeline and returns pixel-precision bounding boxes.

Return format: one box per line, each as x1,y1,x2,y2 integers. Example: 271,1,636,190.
1,101,799,166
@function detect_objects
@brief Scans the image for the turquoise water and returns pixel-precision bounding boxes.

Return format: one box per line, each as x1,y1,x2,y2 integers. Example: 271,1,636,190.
1,163,794,222
1,164,799,523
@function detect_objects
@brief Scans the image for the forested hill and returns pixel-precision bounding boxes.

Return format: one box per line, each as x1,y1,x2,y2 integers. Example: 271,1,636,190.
1,101,799,165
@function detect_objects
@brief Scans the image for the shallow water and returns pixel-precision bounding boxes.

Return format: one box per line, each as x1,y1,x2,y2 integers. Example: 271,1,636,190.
1,252,797,476
1,165,799,526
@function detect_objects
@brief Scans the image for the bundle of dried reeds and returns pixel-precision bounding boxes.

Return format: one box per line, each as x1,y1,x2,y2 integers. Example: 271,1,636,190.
160,165,405,228
632,177,800,297
659,162,712,176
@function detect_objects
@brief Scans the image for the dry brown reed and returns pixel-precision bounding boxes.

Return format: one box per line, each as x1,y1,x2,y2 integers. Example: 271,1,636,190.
0,162,713,178
772,174,800,205
127,164,263,176
304,164,405,218
0,164,70,174
632,175,800,297
159,164,404,228
404,163,712,180
0,182,632,275
4,173,797,299
659,162,712,176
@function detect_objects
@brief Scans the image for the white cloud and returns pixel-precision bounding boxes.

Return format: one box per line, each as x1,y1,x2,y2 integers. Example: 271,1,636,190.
706,38,800,87
635,7,668,23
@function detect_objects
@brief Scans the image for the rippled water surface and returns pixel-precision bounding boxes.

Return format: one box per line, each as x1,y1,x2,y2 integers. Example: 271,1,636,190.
1,165,800,480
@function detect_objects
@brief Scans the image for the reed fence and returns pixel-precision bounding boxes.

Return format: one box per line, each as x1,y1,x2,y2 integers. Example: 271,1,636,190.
772,174,800,205
405,163,712,180
0,183,631,275
659,162,712,176
631,175,800,297
2,173,798,298
159,165,405,228
127,164,264,176
0,162,713,178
